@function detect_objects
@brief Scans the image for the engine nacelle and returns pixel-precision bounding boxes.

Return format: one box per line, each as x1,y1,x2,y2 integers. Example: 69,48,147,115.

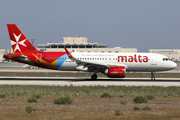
104,66,126,78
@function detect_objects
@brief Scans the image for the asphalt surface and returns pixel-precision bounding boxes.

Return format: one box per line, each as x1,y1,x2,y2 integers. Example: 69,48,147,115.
1,62,180,72
0,62,180,86
0,77,180,87
0,62,180,72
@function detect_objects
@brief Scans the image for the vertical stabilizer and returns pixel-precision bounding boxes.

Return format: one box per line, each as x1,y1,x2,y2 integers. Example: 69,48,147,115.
7,24,38,54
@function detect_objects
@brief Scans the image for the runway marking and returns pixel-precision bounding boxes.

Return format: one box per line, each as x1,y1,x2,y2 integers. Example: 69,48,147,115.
0,77,180,87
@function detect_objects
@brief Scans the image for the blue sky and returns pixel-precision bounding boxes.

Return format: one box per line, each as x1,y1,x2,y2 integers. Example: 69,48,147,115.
0,0,180,52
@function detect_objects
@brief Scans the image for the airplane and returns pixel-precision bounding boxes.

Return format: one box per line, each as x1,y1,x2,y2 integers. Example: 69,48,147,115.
3,24,177,80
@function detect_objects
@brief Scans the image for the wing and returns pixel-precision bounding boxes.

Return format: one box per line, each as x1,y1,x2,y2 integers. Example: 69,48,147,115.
64,47,107,71
64,47,127,72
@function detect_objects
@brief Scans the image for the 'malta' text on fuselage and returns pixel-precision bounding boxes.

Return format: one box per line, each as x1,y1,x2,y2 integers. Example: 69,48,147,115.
118,54,148,62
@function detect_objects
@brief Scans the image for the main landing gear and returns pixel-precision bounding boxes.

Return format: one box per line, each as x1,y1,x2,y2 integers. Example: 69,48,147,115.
151,72,155,80
91,74,97,80
91,69,99,80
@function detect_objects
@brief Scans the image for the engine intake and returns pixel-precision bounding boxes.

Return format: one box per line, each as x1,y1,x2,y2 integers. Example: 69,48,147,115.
104,66,126,78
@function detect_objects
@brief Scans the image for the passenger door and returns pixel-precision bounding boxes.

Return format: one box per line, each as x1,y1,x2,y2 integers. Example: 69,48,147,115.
151,55,157,65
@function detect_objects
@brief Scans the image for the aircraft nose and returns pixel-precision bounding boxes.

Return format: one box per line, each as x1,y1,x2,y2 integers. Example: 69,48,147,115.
171,62,177,69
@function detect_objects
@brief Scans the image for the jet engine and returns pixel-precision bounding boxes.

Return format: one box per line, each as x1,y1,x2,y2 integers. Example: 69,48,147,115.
104,66,126,78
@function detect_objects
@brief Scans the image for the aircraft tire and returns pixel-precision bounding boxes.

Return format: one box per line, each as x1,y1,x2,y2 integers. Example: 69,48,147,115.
151,77,155,80
91,75,97,80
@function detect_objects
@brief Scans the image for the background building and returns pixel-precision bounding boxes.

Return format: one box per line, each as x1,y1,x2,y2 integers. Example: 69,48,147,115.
0,49,9,57
38,37,137,53
149,49,180,60
0,49,9,62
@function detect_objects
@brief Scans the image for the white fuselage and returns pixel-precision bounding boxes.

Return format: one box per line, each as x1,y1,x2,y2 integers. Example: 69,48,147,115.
58,52,177,72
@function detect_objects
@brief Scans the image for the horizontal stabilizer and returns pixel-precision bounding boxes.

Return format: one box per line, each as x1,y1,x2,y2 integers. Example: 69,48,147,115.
3,54,27,61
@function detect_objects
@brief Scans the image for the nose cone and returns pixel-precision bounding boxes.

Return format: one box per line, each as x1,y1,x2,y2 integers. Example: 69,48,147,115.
170,62,177,69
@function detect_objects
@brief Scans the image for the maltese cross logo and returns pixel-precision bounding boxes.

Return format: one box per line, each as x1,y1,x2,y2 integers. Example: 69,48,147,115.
11,33,27,52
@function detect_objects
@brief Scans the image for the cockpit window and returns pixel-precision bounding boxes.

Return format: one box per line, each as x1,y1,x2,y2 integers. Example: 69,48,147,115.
163,58,170,61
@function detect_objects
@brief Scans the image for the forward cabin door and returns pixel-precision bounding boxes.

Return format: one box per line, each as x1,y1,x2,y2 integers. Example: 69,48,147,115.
36,53,42,63
151,55,157,65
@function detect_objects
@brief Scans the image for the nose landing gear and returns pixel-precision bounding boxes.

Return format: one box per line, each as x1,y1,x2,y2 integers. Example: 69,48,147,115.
151,72,155,80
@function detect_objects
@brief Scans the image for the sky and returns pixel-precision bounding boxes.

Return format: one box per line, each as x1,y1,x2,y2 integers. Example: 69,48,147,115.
0,0,180,52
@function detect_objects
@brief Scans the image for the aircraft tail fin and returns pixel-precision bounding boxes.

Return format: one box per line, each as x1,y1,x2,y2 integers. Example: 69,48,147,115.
7,24,38,54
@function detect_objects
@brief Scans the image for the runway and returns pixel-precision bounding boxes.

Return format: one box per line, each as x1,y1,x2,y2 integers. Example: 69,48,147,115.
0,77,180,87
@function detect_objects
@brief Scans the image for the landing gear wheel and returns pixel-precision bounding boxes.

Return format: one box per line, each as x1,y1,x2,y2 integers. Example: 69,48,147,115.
151,72,155,80
91,75,97,80
151,77,155,80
